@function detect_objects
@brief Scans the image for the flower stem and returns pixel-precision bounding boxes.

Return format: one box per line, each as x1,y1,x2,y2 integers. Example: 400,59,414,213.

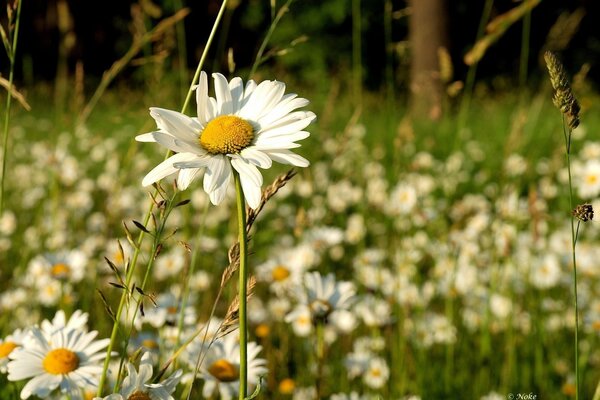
234,171,248,400
563,116,579,400
248,0,294,79
0,0,23,215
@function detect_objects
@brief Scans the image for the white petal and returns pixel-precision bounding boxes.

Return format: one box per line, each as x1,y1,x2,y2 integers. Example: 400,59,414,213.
258,110,315,133
231,156,262,187
239,80,284,120
207,97,218,121
257,95,309,127
173,157,210,169
264,149,309,167
135,132,158,142
229,77,244,113
151,131,201,154
257,130,310,143
141,153,197,187
196,71,209,125
213,73,233,115
21,374,60,399
256,113,315,140
240,79,257,109
204,156,231,194
149,108,201,142
254,132,310,149
240,147,272,168
208,182,229,205
177,168,201,190
240,172,262,209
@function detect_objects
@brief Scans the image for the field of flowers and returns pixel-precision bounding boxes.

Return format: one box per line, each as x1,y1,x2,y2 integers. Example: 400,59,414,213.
3,2,600,400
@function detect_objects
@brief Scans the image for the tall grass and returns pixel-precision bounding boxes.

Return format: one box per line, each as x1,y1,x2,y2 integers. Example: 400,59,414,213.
0,0,23,214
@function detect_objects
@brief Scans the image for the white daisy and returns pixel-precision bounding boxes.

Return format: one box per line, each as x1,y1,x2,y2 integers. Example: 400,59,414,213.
93,351,182,400
41,310,89,337
26,249,88,283
136,72,315,209
7,326,110,399
362,356,389,389
0,328,27,373
196,333,267,400
290,272,356,322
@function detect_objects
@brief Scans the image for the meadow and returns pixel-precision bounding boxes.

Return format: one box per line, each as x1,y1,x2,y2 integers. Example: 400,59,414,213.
2,1,600,400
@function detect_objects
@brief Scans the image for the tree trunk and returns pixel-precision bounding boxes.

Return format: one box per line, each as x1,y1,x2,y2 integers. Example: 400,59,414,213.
409,0,448,120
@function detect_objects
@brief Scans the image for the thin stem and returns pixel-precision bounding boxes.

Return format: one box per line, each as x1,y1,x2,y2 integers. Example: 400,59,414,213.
352,0,362,110
315,322,325,399
234,171,248,400
248,0,294,79
563,116,579,400
0,0,23,215
519,9,531,88
455,0,493,145
182,0,229,114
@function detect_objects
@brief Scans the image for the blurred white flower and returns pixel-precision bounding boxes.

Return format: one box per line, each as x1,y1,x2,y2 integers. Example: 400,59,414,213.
94,351,181,400
577,159,600,199
196,333,267,400
530,254,562,289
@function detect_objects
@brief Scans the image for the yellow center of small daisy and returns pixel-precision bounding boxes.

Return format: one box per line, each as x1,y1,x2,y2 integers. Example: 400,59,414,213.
42,348,79,374
128,390,152,400
51,263,71,279
207,358,239,382
278,378,296,394
271,265,291,282
141,339,159,349
255,323,270,338
200,115,254,155
0,341,18,358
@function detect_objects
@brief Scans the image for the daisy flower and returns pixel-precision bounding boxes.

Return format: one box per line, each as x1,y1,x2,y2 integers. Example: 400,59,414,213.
195,333,267,400
94,351,182,400
0,328,27,373
7,326,110,399
289,272,356,323
136,71,315,209
26,249,87,283
41,309,89,336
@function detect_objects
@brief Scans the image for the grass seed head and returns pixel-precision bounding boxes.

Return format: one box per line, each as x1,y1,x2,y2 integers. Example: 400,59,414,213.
544,51,581,130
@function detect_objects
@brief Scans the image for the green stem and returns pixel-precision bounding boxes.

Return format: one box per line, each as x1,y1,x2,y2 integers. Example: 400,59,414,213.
248,0,294,79
519,10,531,88
456,0,493,145
563,117,579,400
352,0,362,110
234,171,248,400
315,322,325,399
0,0,23,215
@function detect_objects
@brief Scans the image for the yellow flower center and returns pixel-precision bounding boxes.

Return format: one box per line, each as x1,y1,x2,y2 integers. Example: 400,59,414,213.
278,378,296,394
271,265,291,282
309,299,333,317
200,115,254,155
586,174,598,185
51,263,71,279
141,339,159,349
128,390,152,400
0,341,18,358
255,323,270,338
42,348,79,374
207,358,239,382
167,306,178,315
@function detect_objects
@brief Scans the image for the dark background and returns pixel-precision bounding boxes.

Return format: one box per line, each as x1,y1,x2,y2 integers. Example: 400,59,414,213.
5,0,600,91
